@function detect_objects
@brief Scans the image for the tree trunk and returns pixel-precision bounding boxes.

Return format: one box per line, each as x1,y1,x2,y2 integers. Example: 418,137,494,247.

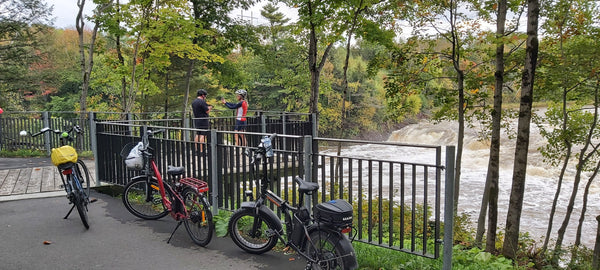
449,0,464,216
502,0,540,259
77,0,109,143
182,59,195,121
477,0,507,252
454,70,464,216
115,0,128,119
554,83,600,263
575,84,600,248
335,2,364,183
541,89,571,252
307,0,333,135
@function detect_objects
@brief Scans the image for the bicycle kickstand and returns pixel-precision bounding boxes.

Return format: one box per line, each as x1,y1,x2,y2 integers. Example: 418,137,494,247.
64,204,76,219
167,221,183,244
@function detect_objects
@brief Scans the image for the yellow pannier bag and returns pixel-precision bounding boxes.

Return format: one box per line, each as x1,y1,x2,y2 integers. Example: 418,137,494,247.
51,146,78,166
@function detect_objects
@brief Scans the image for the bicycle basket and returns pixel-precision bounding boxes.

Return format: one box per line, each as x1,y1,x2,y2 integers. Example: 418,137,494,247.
51,145,78,166
122,142,144,170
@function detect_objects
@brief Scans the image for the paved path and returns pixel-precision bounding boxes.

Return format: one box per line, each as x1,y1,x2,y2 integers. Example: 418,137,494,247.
0,157,307,270
0,191,306,270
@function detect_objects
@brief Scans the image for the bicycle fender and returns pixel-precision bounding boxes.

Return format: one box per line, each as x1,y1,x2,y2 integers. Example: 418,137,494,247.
239,202,283,233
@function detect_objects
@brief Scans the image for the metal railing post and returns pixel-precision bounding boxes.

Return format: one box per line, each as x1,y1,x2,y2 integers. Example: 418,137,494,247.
89,112,100,187
443,146,455,270
128,113,134,136
311,113,318,137
43,111,51,156
210,129,219,214
261,113,266,134
184,112,190,141
303,135,313,210
282,112,287,151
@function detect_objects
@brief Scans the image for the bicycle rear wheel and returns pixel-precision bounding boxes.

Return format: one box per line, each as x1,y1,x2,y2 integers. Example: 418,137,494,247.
304,230,357,270
70,174,89,229
122,178,170,220
74,160,91,197
182,188,214,246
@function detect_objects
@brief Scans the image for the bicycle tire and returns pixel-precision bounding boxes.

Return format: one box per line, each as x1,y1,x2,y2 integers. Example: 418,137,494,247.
228,208,278,254
182,188,214,246
304,230,357,270
75,160,91,197
70,174,90,229
122,177,170,220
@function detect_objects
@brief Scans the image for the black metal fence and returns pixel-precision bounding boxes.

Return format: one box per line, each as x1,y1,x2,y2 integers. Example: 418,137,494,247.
312,138,445,258
1,111,454,263
95,121,452,260
0,110,312,154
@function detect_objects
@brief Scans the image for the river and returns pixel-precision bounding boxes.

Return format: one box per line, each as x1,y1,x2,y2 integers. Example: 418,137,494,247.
332,119,599,248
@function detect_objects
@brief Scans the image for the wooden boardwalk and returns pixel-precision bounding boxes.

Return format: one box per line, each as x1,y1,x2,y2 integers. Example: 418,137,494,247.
0,160,96,199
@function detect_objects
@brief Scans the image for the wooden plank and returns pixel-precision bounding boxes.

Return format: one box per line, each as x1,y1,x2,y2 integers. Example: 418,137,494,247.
0,170,8,187
11,168,32,195
52,168,63,191
27,167,43,193
0,170,19,195
40,167,57,192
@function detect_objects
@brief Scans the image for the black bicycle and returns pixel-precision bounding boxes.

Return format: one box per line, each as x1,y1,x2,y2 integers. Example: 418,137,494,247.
22,125,93,229
228,134,358,270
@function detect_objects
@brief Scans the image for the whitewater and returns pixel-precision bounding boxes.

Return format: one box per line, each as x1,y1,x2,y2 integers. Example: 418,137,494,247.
326,119,599,248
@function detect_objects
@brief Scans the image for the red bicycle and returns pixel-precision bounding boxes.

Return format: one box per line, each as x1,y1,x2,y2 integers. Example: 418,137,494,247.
120,129,214,246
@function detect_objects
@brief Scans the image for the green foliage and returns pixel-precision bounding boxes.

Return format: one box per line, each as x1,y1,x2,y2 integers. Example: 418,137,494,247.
0,149,46,158
213,210,232,237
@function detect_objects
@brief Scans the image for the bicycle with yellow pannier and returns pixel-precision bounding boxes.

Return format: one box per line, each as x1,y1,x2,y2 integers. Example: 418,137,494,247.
21,125,93,229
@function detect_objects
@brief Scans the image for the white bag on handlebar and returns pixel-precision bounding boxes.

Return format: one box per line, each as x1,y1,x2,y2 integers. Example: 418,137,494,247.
125,142,144,170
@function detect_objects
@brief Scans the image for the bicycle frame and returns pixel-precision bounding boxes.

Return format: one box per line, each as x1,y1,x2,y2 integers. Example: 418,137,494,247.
138,131,209,222
142,158,188,221
244,145,316,255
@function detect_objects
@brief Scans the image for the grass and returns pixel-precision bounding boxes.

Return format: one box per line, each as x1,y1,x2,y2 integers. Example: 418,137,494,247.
0,149,46,157
0,149,94,158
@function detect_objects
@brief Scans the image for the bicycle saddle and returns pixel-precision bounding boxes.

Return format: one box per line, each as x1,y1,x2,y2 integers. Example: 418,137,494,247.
294,176,318,194
167,166,185,176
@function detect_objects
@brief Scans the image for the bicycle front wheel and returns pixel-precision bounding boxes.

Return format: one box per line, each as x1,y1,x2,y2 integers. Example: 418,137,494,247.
228,208,278,254
305,230,357,270
70,174,89,229
122,178,170,220
182,188,214,246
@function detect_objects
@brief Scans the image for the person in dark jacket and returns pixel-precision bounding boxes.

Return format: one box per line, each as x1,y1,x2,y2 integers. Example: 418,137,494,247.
192,89,212,151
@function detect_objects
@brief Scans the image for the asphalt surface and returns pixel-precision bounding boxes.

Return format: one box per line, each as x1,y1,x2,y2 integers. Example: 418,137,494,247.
0,158,307,270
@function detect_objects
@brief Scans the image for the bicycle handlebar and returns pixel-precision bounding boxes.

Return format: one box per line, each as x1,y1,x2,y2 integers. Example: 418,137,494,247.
140,129,165,151
23,125,83,139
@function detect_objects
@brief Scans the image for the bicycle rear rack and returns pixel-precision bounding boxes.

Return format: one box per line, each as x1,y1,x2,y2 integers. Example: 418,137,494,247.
179,177,209,193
